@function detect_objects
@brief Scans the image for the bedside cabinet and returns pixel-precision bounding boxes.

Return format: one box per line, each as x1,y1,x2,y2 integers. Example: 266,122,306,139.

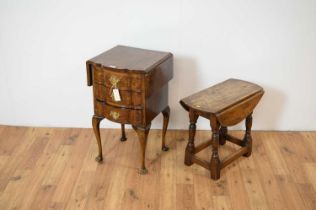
86,45,173,174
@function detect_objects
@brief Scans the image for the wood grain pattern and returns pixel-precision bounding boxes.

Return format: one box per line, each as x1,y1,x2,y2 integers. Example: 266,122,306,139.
0,126,316,210
87,45,172,75
180,79,264,179
180,78,264,115
87,45,173,173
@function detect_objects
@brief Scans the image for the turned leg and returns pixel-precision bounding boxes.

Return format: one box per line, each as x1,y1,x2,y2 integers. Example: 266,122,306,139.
120,124,127,141
243,113,253,157
92,115,104,162
210,115,221,180
184,110,199,166
219,126,227,145
161,106,170,151
133,124,151,174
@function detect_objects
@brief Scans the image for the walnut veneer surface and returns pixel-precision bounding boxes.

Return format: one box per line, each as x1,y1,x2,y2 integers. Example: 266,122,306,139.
86,45,173,174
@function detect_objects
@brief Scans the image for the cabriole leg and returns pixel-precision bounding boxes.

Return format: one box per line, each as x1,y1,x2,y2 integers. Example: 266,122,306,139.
133,124,151,174
92,115,104,162
120,124,127,141
161,106,170,151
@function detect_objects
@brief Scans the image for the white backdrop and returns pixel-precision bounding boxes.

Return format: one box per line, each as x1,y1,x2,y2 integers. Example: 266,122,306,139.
1,0,316,130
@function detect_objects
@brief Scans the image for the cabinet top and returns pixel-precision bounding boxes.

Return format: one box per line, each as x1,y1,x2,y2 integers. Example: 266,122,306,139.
87,45,172,72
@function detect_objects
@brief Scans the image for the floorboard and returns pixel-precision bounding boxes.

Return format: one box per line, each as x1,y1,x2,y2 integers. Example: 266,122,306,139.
0,126,315,210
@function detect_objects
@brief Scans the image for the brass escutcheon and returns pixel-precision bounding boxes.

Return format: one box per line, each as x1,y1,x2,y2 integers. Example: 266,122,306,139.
110,111,120,120
109,76,120,87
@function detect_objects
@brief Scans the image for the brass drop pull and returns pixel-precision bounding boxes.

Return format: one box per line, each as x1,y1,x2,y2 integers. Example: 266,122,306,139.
110,111,120,120
109,76,121,101
109,76,120,88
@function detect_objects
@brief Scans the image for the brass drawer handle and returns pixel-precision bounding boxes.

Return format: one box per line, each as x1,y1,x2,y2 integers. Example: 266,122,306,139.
110,111,120,120
109,76,120,87
109,76,121,101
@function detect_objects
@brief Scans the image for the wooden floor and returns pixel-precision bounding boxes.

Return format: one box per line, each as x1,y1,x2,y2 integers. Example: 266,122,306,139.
0,126,316,210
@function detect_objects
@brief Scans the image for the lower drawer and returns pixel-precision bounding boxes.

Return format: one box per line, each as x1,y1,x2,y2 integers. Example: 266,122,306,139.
94,101,143,125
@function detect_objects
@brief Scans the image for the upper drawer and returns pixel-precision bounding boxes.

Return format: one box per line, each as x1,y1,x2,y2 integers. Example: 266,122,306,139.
92,66,143,91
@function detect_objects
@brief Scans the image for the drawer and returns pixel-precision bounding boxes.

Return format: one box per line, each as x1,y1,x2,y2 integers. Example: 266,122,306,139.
104,69,143,91
102,103,143,125
104,87,143,108
93,84,106,101
93,84,143,108
92,65,143,91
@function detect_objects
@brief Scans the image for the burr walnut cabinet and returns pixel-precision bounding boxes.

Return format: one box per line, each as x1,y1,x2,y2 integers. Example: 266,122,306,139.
86,45,173,174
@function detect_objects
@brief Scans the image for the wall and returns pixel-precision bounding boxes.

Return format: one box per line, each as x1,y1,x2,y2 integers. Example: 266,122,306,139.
1,0,316,130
